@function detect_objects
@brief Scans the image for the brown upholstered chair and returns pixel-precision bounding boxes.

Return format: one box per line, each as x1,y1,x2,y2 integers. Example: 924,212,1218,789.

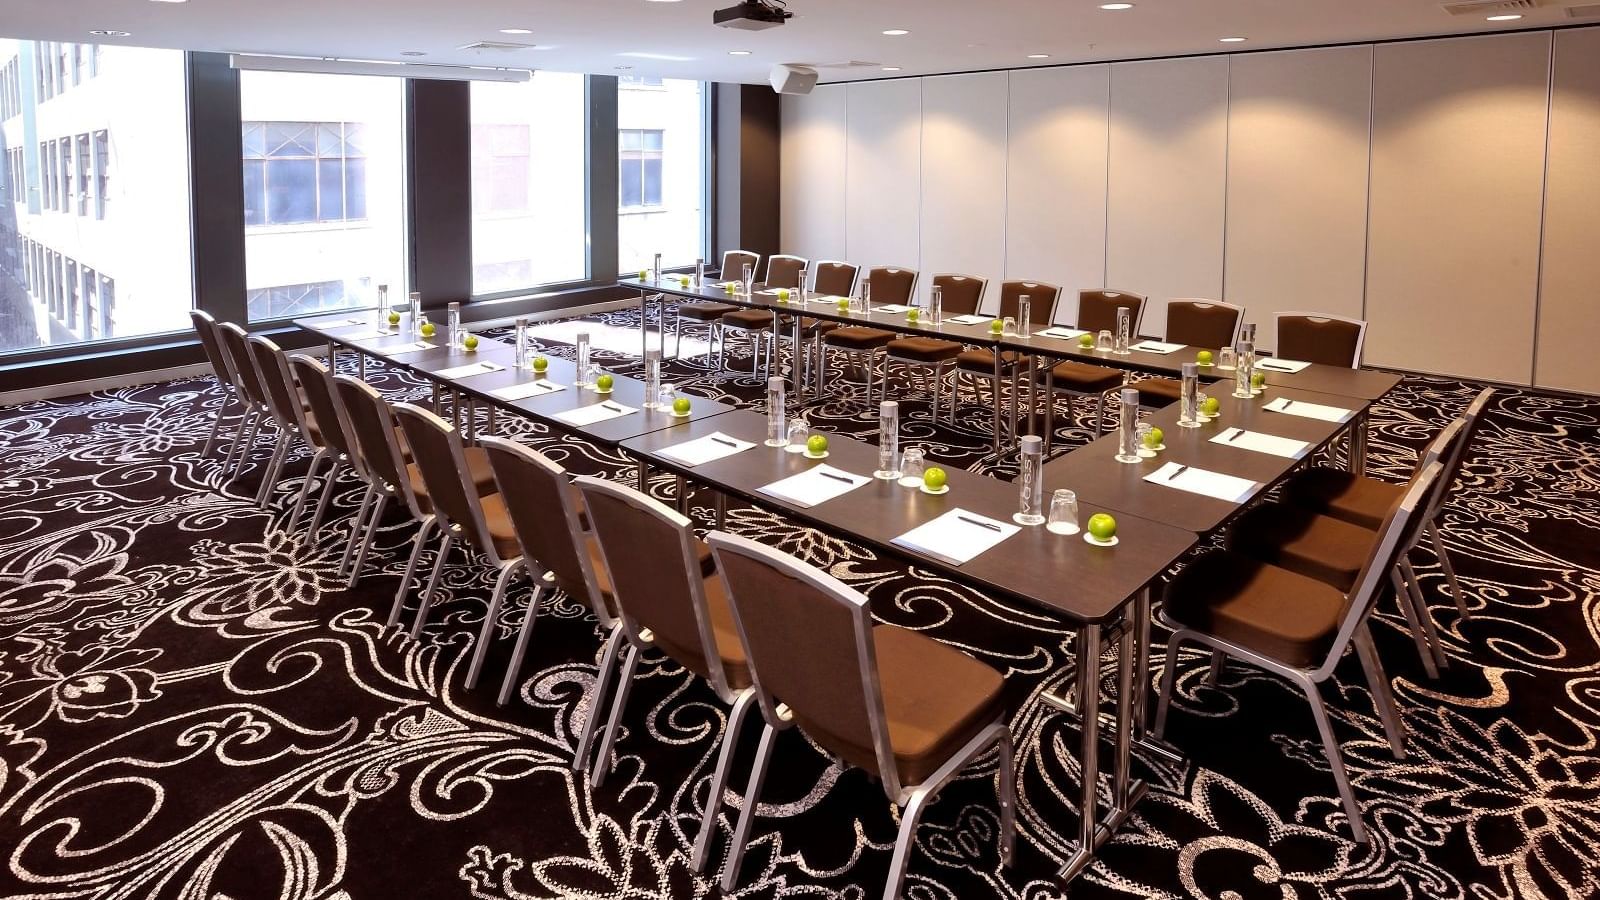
333,375,434,589
765,254,809,292
245,334,321,512
671,249,762,365
954,280,1062,450
705,531,1015,897
1273,312,1367,368
1156,461,1443,843
388,405,525,668
818,266,919,405
1039,289,1149,449
877,274,988,423
716,254,811,380
189,310,251,468
1127,299,1246,407
214,322,276,488
478,436,617,707
286,354,364,541
570,476,751,815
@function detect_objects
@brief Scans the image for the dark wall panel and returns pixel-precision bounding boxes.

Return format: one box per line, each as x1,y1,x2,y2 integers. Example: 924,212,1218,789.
408,80,473,307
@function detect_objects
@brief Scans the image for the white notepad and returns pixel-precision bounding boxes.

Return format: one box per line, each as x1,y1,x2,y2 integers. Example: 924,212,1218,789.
1144,462,1258,503
1264,396,1353,423
1209,427,1311,459
553,401,638,427
1035,326,1089,340
947,314,992,325
657,432,757,467
490,380,566,401
363,340,437,357
1130,340,1187,354
433,360,507,380
891,508,1020,566
1254,358,1312,374
757,463,871,508
874,304,915,314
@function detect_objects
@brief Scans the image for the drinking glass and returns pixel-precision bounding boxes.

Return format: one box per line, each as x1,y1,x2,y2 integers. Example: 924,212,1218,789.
1096,330,1113,352
1014,435,1046,525
1137,422,1157,458
1002,316,1018,337
1047,489,1080,535
786,418,809,452
659,382,678,411
643,350,662,408
1197,390,1214,420
575,332,592,385
742,263,755,298
898,448,926,488
1115,389,1142,463
1218,347,1237,370
875,401,902,480
766,376,787,447
1178,361,1201,428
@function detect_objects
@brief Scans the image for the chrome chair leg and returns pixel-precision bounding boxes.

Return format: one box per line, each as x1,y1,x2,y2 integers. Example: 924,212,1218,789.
465,560,525,689
1389,569,1441,679
571,626,625,766
255,432,292,509
338,484,378,577
590,643,641,788
346,494,389,589
996,729,1017,865
1400,559,1449,670
1205,649,1226,685
305,459,344,538
1353,620,1407,758
1153,631,1189,737
496,580,551,706
1297,675,1368,843
288,449,329,531
720,722,779,893
224,409,264,486
691,688,758,873
409,533,456,639
1427,522,1471,619
388,516,438,628
884,783,934,900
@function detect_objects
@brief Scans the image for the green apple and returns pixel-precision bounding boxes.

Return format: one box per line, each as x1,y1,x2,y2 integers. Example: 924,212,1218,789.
1251,371,1266,389
777,288,791,301
906,308,920,323
806,434,828,455
387,310,401,326
923,466,948,490
532,356,548,372
672,397,692,415
1202,396,1221,415
1144,427,1164,448
989,319,1004,334
836,297,850,311
596,373,614,392
1078,333,1095,348
419,322,436,338
638,270,649,281
463,333,479,351
725,282,736,294
1087,513,1117,541
1196,350,1213,365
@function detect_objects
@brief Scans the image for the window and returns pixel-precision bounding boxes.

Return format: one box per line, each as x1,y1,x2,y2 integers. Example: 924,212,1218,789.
468,72,587,296
240,70,405,322
242,121,369,227
75,135,90,215
619,129,664,209
616,78,707,272
93,131,108,219
57,140,69,211
82,267,98,339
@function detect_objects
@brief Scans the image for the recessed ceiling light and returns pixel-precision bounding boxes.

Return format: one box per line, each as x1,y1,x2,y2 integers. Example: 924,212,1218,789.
1027,53,1050,59
615,65,633,70
89,30,130,37
499,28,534,35
882,29,909,36
401,51,427,57
882,66,901,71
729,50,752,56
1486,13,1522,20
1219,36,1247,43
1099,2,1134,9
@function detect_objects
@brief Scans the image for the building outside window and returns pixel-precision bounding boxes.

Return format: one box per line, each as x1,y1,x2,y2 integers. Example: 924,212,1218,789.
240,69,406,322
616,78,706,273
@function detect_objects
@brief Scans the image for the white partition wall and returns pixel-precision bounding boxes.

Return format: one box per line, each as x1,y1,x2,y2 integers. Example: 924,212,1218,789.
1105,56,1229,338
779,85,847,265
917,72,1008,307
776,26,1600,392
844,79,922,275
1225,46,1371,324
1005,65,1110,326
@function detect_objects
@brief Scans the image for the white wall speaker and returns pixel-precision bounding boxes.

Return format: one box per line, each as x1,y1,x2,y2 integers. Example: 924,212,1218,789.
770,64,819,95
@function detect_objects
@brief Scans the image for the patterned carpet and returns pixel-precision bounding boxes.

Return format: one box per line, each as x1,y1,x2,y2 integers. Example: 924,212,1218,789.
0,304,1596,900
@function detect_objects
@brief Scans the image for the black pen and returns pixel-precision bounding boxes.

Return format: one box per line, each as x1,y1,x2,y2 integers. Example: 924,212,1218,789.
710,436,737,447
1168,465,1189,481
1258,362,1293,371
818,471,855,484
1282,399,1295,409
959,515,1003,532
603,403,625,412
1227,428,1244,442
535,381,555,390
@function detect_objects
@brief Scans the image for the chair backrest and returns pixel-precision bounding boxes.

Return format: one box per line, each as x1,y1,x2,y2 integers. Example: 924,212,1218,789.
332,375,423,515
288,355,355,459
721,250,760,282
574,475,736,698
707,531,901,798
1427,393,1491,520
216,322,268,408
1319,460,1445,678
930,274,987,317
189,310,240,394
1077,290,1147,335
479,436,613,627
1273,312,1367,368
994,280,1063,324
393,403,501,557
812,260,860,297
1166,299,1246,349
245,335,312,435
766,254,808,290
865,267,918,307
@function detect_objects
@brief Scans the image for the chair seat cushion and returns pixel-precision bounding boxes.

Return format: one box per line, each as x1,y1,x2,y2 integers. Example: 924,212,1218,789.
1048,360,1124,392
955,348,1022,374
1164,550,1347,669
404,446,499,514
721,309,786,330
1229,503,1376,591
648,572,752,692
888,336,963,362
478,493,523,559
823,326,896,349
679,302,739,322
1282,467,1403,531
1129,377,1181,406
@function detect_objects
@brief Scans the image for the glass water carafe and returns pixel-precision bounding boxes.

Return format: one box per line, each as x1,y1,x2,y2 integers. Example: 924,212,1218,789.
1179,361,1201,428
1015,435,1046,525
875,401,901,480
1115,388,1142,463
576,332,592,386
766,377,787,447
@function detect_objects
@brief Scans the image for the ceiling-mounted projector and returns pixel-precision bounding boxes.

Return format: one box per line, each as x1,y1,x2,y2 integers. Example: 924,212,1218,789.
714,0,793,30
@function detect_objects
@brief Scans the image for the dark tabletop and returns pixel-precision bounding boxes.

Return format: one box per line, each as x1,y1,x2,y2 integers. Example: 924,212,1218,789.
1042,384,1373,534
622,409,1197,624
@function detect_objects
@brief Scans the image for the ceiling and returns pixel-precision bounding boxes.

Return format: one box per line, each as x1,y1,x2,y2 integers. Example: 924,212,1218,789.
2,0,1587,85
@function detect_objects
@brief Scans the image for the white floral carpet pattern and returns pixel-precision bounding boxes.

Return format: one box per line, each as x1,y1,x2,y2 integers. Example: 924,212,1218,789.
0,308,1596,899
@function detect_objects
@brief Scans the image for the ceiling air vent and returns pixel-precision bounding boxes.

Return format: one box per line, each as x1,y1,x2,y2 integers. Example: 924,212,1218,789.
810,60,881,70
1439,0,1541,14
1568,3,1600,16
457,41,539,52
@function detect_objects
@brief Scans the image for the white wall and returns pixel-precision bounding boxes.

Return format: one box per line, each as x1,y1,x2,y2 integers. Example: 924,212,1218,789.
779,27,1600,393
